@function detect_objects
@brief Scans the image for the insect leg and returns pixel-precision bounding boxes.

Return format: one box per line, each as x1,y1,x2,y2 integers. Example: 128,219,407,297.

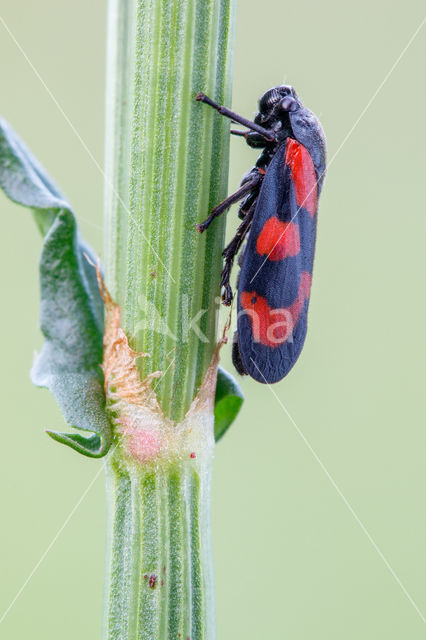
220,202,256,305
196,173,260,233
196,92,276,141
238,186,260,220
231,130,270,149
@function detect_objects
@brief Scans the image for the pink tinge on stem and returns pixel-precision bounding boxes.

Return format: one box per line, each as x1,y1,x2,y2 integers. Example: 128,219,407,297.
118,418,166,463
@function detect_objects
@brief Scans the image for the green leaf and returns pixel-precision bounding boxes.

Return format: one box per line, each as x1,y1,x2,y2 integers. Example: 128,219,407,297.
214,366,244,442
0,119,111,458
0,119,242,453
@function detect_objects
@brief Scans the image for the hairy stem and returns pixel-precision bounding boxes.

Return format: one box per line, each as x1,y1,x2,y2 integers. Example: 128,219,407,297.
104,0,235,421
103,453,214,640
102,0,235,638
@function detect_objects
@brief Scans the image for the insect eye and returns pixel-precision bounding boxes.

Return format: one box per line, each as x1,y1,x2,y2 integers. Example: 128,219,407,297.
279,96,298,112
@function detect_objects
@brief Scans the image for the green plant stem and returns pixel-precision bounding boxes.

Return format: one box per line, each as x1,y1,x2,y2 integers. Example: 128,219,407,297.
103,453,214,640
104,0,235,421
103,0,235,638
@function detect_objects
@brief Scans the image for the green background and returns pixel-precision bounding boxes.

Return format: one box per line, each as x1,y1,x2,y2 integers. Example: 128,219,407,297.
1,1,425,638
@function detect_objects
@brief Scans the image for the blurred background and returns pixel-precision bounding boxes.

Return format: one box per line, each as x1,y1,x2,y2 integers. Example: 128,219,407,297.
0,1,425,638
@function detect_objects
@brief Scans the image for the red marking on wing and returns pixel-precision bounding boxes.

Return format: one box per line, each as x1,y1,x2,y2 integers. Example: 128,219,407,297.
240,271,312,348
256,216,300,261
285,138,317,217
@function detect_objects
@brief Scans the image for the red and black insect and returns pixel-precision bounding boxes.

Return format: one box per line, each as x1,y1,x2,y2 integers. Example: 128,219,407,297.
196,86,326,383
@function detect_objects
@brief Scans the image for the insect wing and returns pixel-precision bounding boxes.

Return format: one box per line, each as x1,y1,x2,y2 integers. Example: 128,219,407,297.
236,138,319,383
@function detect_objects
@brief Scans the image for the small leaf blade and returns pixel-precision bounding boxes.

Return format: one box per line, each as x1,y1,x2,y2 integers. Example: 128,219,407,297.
46,430,106,458
214,366,244,442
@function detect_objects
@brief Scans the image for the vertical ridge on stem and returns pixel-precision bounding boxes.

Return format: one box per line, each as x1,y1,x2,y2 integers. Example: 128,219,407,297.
103,460,134,639
167,466,186,638
189,469,204,640
138,471,161,639
104,0,136,301
196,0,236,382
